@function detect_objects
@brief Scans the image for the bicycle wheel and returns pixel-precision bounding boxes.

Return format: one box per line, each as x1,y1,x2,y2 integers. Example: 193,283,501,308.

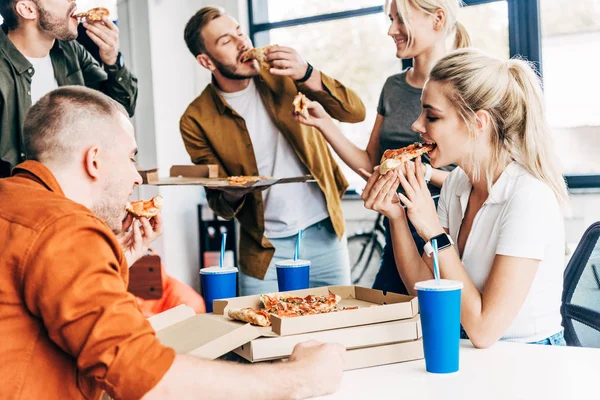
348,233,384,286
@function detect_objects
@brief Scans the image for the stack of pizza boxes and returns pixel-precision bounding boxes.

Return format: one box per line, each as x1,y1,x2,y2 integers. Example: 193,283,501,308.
152,286,423,370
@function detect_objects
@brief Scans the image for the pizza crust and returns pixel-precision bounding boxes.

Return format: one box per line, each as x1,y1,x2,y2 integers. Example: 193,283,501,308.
228,308,272,327
226,176,272,186
292,92,309,119
125,195,163,218
74,7,110,22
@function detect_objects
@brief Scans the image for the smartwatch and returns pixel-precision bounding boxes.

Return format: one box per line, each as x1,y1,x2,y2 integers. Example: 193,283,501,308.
424,163,433,183
295,62,314,83
424,233,454,257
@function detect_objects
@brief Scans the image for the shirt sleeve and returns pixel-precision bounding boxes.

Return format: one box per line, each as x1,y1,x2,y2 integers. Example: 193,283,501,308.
496,184,559,260
22,214,175,400
75,41,139,117
180,111,246,219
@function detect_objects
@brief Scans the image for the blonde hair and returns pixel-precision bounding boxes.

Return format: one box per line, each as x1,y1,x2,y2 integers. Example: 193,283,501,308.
430,48,569,210
386,0,472,50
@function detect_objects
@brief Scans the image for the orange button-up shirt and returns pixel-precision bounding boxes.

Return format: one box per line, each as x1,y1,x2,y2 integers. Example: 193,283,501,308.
0,161,175,400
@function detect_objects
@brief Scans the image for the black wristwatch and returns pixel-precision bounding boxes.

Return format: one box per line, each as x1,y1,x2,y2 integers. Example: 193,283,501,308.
295,62,314,83
104,52,124,73
424,233,454,257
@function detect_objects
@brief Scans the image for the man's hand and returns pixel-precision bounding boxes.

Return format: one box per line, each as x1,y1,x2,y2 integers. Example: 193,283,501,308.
266,45,310,81
117,213,163,267
288,340,346,399
83,16,120,66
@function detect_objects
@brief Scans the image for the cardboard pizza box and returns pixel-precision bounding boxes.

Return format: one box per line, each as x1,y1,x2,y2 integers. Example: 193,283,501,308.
213,285,419,336
233,315,422,363
137,164,315,188
150,305,424,371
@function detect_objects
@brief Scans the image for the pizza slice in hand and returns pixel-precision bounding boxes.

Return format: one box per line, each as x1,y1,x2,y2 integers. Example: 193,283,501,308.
74,7,110,22
379,142,436,175
125,195,163,219
293,92,310,120
241,45,276,69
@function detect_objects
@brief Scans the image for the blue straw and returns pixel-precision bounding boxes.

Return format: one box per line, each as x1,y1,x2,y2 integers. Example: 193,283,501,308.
432,238,440,282
294,229,303,261
220,232,227,268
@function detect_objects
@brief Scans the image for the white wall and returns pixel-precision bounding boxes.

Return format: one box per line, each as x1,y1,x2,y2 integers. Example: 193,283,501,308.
122,0,249,290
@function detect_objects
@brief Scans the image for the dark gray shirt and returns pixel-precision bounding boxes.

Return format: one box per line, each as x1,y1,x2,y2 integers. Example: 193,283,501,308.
377,69,452,197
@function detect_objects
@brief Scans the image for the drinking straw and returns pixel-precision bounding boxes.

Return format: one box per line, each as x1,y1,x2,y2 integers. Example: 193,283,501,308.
294,229,303,261
220,232,227,268
432,238,441,282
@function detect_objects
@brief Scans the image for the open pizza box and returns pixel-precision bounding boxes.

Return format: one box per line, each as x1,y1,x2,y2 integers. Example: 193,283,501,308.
150,286,424,370
137,164,315,188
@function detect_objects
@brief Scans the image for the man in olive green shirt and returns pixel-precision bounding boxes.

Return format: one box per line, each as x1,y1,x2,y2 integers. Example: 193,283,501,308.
0,0,138,178
180,7,366,294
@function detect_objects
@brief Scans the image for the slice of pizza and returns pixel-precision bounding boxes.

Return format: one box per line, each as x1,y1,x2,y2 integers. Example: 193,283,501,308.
74,7,110,22
228,308,272,326
241,45,275,69
292,92,309,119
125,195,163,218
226,175,272,186
379,142,436,174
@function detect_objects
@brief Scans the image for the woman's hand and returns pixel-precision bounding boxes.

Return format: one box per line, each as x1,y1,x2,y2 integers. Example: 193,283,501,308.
360,167,405,221
292,98,332,131
117,213,163,267
396,157,444,241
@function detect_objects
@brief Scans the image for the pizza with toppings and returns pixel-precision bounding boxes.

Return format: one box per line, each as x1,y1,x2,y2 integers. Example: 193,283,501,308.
292,92,309,119
241,45,276,69
74,7,110,22
228,293,349,325
125,195,163,218
379,142,436,174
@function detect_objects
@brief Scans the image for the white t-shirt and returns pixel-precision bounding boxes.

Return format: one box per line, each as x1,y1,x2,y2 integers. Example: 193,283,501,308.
25,55,58,104
437,162,565,342
218,80,329,238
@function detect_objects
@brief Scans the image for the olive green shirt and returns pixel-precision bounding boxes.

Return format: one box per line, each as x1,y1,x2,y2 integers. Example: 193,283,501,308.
180,70,366,280
0,25,138,178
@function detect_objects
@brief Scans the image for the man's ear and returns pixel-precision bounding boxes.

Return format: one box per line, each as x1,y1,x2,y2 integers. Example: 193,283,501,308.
196,54,216,72
15,0,38,22
83,146,101,180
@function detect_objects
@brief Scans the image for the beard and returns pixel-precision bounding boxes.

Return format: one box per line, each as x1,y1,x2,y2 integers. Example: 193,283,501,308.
210,52,258,80
91,178,128,235
35,0,77,41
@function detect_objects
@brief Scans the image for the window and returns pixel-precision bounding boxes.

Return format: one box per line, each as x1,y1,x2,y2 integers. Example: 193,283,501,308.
249,0,384,24
540,0,600,178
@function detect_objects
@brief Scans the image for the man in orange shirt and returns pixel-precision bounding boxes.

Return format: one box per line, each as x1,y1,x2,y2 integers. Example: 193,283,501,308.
0,86,345,400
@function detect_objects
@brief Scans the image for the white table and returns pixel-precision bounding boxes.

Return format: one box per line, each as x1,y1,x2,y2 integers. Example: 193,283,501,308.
315,340,600,400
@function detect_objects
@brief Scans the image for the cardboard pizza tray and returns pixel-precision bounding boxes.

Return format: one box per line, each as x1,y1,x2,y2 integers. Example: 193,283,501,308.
213,285,419,336
138,164,315,188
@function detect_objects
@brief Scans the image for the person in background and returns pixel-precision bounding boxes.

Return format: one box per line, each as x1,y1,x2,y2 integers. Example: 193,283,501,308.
0,0,138,178
0,86,345,400
362,49,569,348
180,7,367,295
295,0,470,295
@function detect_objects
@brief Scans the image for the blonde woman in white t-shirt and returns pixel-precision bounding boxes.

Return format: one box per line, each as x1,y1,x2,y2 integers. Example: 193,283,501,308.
361,48,569,348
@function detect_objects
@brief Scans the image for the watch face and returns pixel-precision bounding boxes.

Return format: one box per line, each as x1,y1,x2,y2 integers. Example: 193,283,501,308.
431,233,451,248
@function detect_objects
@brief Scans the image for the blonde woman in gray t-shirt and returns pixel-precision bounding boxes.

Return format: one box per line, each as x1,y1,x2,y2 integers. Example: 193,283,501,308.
295,0,471,295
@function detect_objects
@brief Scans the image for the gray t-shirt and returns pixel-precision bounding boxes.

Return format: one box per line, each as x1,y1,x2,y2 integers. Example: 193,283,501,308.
377,69,452,197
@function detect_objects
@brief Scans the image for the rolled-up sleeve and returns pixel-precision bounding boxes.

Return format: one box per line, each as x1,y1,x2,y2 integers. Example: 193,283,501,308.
298,72,366,123
22,214,175,400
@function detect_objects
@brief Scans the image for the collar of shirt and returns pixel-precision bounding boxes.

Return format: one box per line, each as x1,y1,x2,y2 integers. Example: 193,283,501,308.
455,161,522,210
12,160,65,196
0,24,31,75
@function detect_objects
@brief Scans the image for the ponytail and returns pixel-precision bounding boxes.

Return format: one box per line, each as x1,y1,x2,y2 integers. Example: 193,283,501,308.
506,60,570,211
453,21,472,49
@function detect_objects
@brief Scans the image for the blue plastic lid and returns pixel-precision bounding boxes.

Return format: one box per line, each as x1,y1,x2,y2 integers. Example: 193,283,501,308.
414,279,463,292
